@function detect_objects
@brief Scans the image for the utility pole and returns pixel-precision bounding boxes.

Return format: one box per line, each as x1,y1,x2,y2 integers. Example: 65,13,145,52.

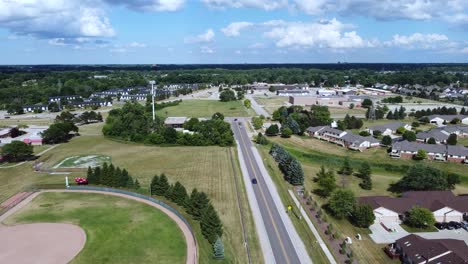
149,80,156,121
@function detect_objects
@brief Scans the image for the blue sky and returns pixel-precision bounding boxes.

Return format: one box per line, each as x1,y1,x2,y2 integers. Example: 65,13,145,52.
0,0,467,64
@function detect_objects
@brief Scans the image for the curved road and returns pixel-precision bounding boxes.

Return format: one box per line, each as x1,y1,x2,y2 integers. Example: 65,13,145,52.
0,190,197,264
231,119,309,264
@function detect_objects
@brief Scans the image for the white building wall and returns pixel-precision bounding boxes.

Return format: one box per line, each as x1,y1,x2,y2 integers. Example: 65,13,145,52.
433,207,463,222
374,207,400,224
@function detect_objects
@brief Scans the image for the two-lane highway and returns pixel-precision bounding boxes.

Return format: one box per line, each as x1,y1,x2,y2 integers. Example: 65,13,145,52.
231,119,303,264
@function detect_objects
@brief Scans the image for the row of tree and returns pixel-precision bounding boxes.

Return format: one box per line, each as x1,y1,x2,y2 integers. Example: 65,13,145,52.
103,102,234,147
411,106,463,119
269,144,304,185
86,163,140,189
272,105,332,135
337,114,363,130
150,174,224,259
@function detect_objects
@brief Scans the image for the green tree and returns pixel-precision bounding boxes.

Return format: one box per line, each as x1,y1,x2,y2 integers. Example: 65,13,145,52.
390,164,448,192
243,99,251,109
316,166,337,197
94,167,102,185
427,137,436,144
414,149,427,160
219,90,236,102
352,204,375,228
403,130,416,142
265,124,279,136
339,157,353,175
446,173,461,190
200,204,223,244
381,135,392,146
172,181,188,207
406,207,435,228
154,174,170,196
150,175,160,195
281,127,292,138
447,133,457,145
41,122,78,144
184,118,199,131
251,117,263,130
134,178,140,190
255,133,268,145
1,141,33,162
126,175,135,189
120,169,129,187
189,190,210,220
212,112,225,120
361,98,373,108
358,162,372,190
213,237,225,259
328,189,356,219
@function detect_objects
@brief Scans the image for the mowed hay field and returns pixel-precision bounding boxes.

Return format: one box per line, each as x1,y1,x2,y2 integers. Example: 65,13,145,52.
3,192,186,264
27,123,261,264
156,100,252,117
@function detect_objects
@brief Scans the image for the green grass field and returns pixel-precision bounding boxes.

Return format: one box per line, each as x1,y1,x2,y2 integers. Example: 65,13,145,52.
252,96,288,114
0,122,262,264
156,100,252,118
3,192,186,264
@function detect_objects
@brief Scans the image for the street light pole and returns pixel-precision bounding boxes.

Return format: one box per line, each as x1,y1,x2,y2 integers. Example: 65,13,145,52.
149,80,156,121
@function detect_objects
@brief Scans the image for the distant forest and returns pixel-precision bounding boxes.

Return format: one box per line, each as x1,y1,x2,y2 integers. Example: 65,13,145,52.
0,64,467,108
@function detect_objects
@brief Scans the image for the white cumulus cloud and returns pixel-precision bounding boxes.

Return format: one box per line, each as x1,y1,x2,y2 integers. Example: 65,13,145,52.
185,29,215,43
103,0,185,12
385,33,450,49
221,22,253,37
200,46,215,53
202,0,287,10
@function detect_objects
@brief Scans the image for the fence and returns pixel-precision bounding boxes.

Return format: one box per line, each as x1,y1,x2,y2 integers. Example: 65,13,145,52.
67,186,198,263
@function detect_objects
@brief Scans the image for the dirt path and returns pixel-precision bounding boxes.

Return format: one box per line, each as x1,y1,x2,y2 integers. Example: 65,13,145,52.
0,190,198,264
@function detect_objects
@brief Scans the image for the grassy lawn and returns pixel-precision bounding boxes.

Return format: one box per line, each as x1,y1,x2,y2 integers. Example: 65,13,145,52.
458,137,468,147
0,118,54,127
400,224,438,233
0,122,262,264
257,145,395,264
3,192,186,264
156,100,252,118
269,135,468,192
329,107,367,117
253,96,288,114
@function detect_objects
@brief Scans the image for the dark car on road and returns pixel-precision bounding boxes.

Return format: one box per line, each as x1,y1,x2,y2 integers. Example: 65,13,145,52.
251,178,257,184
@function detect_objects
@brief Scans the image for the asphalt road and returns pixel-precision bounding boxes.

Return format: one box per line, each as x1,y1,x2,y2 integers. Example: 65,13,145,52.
231,119,301,264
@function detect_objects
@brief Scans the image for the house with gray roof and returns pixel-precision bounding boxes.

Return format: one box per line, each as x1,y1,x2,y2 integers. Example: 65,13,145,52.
390,140,468,163
306,126,380,151
425,114,468,126
416,128,449,144
367,122,411,136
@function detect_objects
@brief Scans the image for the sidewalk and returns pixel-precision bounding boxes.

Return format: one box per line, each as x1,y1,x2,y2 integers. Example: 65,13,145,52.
289,190,337,264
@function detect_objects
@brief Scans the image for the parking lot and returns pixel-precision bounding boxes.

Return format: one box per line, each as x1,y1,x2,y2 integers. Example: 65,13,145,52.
369,222,468,245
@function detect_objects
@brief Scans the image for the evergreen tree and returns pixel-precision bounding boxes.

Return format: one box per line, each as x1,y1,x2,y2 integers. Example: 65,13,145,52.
357,162,371,179
126,175,135,189
340,157,353,175
352,204,375,228
316,165,337,197
187,188,199,215
165,184,174,200
134,178,140,190
447,133,457,145
200,204,223,244
108,164,116,187
113,167,122,187
213,236,225,259
154,173,170,196
381,135,392,146
101,162,110,186
172,181,188,206
386,111,394,120
120,169,129,187
94,167,101,184
86,166,96,184
150,175,160,195
190,191,210,220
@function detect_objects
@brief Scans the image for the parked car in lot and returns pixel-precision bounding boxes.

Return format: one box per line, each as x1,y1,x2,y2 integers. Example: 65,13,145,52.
435,222,447,230
448,221,462,229
462,222,468,231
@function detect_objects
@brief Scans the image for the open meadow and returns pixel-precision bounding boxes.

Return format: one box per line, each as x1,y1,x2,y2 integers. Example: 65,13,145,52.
0,122,261,264
156,100,252,118
3,192,186,264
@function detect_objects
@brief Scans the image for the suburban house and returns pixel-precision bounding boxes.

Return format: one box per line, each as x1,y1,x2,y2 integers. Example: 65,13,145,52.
306,126,380,151
367,122,411,136
424,114,468,126
387,234,468,264
442,125,468,138
164,117,188,129
359,191,468,225
48,95,82,103
120,94,149,101
22,104,48,113
70,100,112,108
416,129,449,144
390,140,468,163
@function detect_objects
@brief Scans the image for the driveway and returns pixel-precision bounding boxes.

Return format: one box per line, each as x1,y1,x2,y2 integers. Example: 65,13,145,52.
369,222,468,245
